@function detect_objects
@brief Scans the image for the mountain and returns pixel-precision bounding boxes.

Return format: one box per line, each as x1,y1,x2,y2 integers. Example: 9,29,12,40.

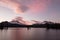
0,20,60,30
41,21,54,24
10,17,44,25
10,17,34,25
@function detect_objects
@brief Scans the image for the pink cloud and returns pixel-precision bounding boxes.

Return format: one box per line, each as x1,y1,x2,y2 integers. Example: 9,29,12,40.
0,0,28,13
0,0,51,13
27,0,51,13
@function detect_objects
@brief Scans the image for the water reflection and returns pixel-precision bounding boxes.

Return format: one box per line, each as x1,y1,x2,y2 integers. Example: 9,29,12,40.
0,28,60,40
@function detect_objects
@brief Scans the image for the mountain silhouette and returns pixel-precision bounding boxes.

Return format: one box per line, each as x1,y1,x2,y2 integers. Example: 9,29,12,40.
11,17,36,25
0,17,60,30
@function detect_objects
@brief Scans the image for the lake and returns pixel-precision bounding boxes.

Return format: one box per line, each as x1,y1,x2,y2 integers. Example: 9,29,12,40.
0,28,60,40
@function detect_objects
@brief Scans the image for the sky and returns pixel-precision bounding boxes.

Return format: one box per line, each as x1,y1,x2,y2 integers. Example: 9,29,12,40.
0,0,60,23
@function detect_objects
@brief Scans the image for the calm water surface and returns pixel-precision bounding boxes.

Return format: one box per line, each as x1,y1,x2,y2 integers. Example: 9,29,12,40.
0,28,60,40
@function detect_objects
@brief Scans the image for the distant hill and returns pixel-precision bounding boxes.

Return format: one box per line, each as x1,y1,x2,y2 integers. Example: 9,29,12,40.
0,21,31,30
0,21,60,30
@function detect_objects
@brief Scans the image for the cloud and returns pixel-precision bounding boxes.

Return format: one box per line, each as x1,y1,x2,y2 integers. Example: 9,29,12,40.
27,0,51,13
0,0,51,13
0,0,28,13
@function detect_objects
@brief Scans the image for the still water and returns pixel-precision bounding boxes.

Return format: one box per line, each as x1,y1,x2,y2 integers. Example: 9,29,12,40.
0,28,60,40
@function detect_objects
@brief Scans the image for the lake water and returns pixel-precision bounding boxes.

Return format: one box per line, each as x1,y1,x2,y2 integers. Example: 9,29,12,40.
0,28,60,40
